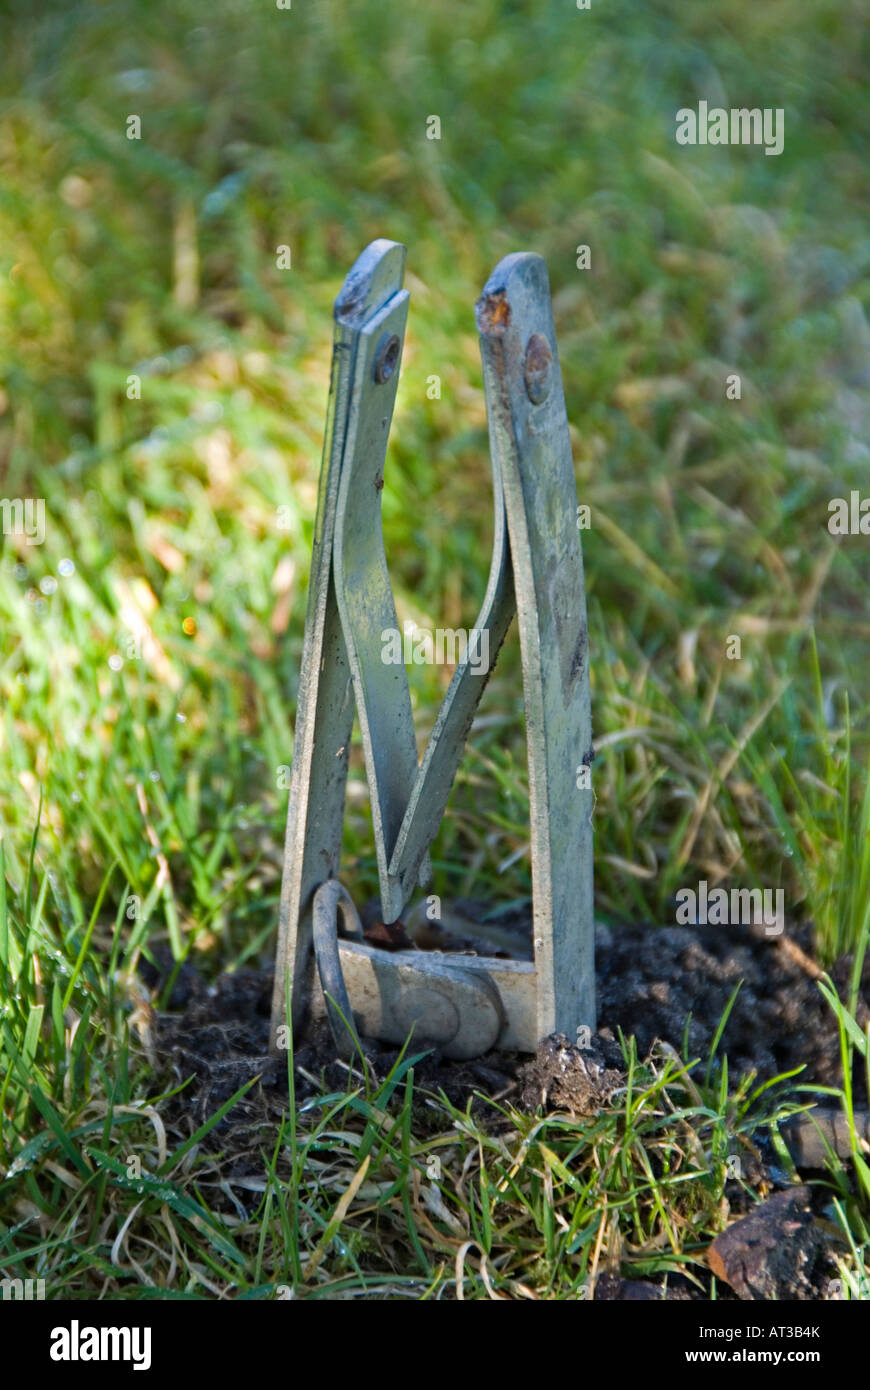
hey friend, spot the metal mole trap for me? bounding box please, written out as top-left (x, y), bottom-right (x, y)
top-left (270, 239), bottom-right (594, 1061)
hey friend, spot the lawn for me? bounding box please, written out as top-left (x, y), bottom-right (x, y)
top-left (1, 0), bottom-right (869, 1299)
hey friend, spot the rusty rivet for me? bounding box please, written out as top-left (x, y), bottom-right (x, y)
top-left (523, 332), bottom-right (553, 404)
top-left (374, 333), bottom-right (401, 384)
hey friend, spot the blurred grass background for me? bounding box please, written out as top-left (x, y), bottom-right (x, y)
top-left (2, 0), bottom-right (870, 970)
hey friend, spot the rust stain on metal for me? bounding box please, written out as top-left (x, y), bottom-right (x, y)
top-left (475, 289), bottom-right (511, 333)
top-left (524, 331), bottom-right (552, 374)
top-left (523, 331), bottom-right (553, 404)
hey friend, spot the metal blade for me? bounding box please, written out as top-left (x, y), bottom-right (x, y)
top-left (270, 239), bottom-right (408, 1041)
top-left (331, 273), bottom-right (421, 924)
top-left (476, 253), bottom-right (596, 1040)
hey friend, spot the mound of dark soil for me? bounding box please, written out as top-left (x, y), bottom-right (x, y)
top-left (595, 919), bottom-right (868, 1099)
top-left (149, 915), bottom-right (868, 1142)
top-left (146, 916), bottom-right (866, 1301)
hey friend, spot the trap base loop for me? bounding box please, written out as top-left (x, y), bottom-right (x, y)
top-left (310, 879), bottom-right (535, 1059)
top-left (271, 239), bottom-right (595, 1061)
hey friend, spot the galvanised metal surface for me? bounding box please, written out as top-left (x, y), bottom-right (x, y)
top-left (311, 878), bottom-right (507, 1060)
top-left (271, 239), bottom-right (595, 1058)
top-left (331, 279), bottom-right (425, 925)
top-left (477, 253), bottom-right (595, 1041)
top-left (269, 241), bottom-right (407, 1043)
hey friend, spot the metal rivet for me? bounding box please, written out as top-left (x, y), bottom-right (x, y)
top-left (523, 332), bottom-right (553, 404)
top-left (374, 333), bottom-right (401, 384)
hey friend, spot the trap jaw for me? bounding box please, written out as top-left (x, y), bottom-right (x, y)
top-left (270, 239), bottom-right (594, 1061)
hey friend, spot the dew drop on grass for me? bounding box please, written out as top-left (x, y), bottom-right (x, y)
top-left (58, 558), bottom-right (75, 577)
top-left (148, 770), bottom-right (160, 782)
top-left (108, 654), bottom-right (123, 672)
top-left (39, 576), bottom-right (57, 595)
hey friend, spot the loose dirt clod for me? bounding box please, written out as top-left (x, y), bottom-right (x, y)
top-left (517, 1033), bottom-right (625, 1115)
top-left (707, 1186), bottom-right (828, 1299)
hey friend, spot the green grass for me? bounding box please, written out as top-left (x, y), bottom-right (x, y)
top-left (0, 849), bottom-right (846, 1301)
top-left (2, 0), bottom-right (870, 1297)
